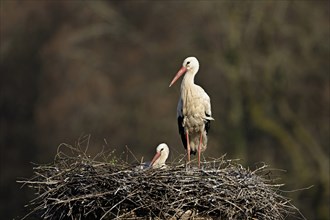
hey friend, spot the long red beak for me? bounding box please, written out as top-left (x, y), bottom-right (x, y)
top-left (150, 152), bottom-right (161, 167)
top-left (169, 66), bottom-right (187, 87)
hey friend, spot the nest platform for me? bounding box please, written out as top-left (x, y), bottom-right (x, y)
top-left (19, 142), bottom-right (301, 220)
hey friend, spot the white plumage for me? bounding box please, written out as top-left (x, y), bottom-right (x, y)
top-left (149, 143), bottom-right (170, 168)
top-left (170, 57), bottom-right (213, 168)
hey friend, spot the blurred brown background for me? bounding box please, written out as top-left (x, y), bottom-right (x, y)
top-left (1, 1), bottom-right (329, 219)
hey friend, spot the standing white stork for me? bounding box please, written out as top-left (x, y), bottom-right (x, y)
top-left (149, 143), bottom-right (170, 168)
top-left (169, 57), bottom-right (213, 168)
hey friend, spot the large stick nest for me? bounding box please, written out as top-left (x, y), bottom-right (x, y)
top-left (19, 138), bottom-right (301, 220)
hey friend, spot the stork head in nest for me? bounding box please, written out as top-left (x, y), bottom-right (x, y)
top-left (150, 143), bottom-right (169, 168)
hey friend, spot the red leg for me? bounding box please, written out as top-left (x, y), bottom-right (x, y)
top-left (186, 131), bottom-right (190, 163)
top-left (198, 131), bottom-right (203, 168)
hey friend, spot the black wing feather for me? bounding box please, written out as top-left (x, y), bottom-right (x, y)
top-left (205, 113), bottom-right (211, 134)
top-left (177, 116), bottom-right (187, 150)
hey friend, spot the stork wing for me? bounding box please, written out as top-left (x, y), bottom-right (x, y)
top-left (203, 95), bottom-right (213, 120)
top-left (177, 98), bottom-right (187, 150)
top-left (197, 86), bottom-right (213, 134)
top-left (176, 98), bottom-right (183, 118)
top-left (196, 86), bottom-right (213, 120)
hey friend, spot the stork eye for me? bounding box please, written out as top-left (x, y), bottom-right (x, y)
top-left (187, 61), bottom-right (190, 65)
top-left (160, 148), bottom-right (164, 151)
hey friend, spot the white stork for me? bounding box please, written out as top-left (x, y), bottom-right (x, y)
top-left (149, 143), bottom-right (170, 168)
top-left (169, 57), bottom-right (213, 168)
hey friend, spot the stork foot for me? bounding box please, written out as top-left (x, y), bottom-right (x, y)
top-left (185, 161), bottom-right (191, 171)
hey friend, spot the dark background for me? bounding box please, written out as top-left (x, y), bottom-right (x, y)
top-left (1, 1), bottom-right (329, 219)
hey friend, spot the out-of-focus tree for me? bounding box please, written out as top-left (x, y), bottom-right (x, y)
top-left (1, 1), bottom-right (328, 219)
